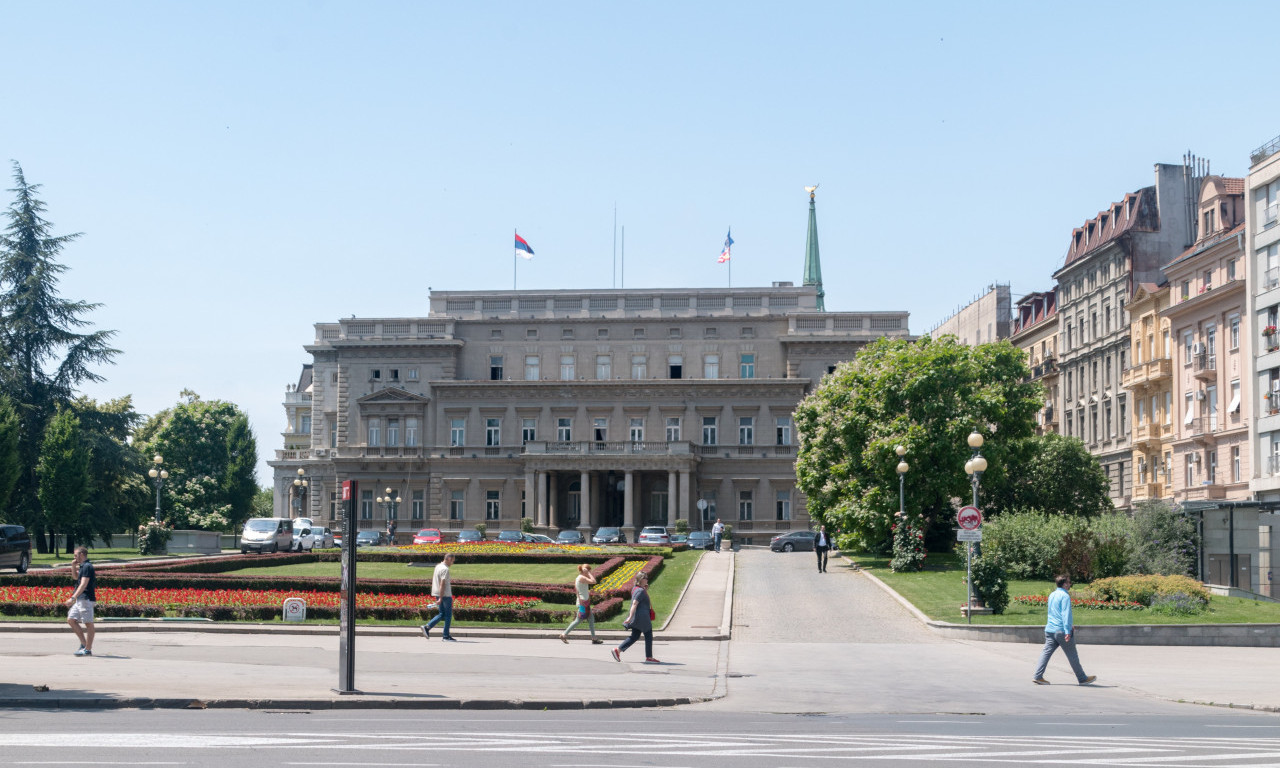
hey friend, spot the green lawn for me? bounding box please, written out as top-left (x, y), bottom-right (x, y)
top-left (29, 547), bottom-right (172, 567)
top-left (855, 552), bottom-right (1280, 626)
top-left (234, 560), bottom-right (583, 583)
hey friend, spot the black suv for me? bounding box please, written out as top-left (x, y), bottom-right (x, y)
top-left (592, 526), bottom-right (628, 544)
top-left (0, 524), bottom-right (32, 573)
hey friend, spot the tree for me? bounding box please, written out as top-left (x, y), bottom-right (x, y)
top-left (251, 487), bottom-right (273, 519)
top-left (36, 408), bottom-right (92, 555)
top-left (0, 394), bottom-right (20, 512)
top-left (992, 432), bottom-right (1112, 517)
top-left (135, 391), bottom-right (259, 531)
top-left (69, 396), bottom-right (152, 545)
top-left (0, 163), bottom-right (118, 551)
top-left (794, 336), bottom-right (1042, 554)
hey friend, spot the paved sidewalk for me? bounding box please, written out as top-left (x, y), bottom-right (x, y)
top-left (0, 549), bottom-right (734, 710)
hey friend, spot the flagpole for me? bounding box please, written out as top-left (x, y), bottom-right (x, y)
top-left (513, 228), bottom-right (517, 291)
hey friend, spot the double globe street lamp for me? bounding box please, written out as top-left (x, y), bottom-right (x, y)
top-left (377, 487), bottom-right (400, 540)
top-left (962, 432), bottom-right (989, 624)
top-left (292, 468), bottom-right (309, 516)
top-left (147, 454), bottom-right (169, 524)
top-left (895, 445), bottom-right (909, 519)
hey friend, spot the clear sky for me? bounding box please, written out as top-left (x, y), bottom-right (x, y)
top-left (3, 1), bottom-right (1278, 486)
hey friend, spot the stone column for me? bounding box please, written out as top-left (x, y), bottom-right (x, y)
top-left (524, 468), bottom-right (535, 522)
top-left (548, 472), bottom-right (559, 529)
top-left (678, 469), bottom-right (691, 526)
top-left (579, 470), bottom-right (590, 530)
top-left (623, 470), bottom-right (634, 529)
top-left (536, 470), bottom-right (547, 527)
top-left (667, 469), bottom-right (677, 526)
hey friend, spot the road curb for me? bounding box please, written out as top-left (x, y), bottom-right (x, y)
top-left (0, 695), bottom-right (709, 711)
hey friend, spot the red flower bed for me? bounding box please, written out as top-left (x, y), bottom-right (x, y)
top-left (1012, 594), bottom-right (1144, 611)
top-left (0, 585), bottom-right (538, 610)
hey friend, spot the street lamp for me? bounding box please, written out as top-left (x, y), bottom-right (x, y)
top-left (963, 431), bottom-right (988, 625)
top-left (895, 445), bottom-right (909, 519)
top-left (377, 487), bottom-right (400, 538)
top-left (147, 454), bottom-right (169, 523)
top-left (292, 468), bottom-right (309, 517)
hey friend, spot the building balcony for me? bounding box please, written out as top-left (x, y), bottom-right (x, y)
top-left (1182, 482), bottom-right (1227, 501)
top-left (284, 391), bottom-right (313, 404)
top-left (524, 440), bottom-right (695, 456)
top-left (1184, 416), bottom-right (1216, 444)
top-left (1122, 357), bottom-right (1172, 388)
top-left (1266, 391), bottom-right (1280, 416)
top-left (1030, 358), bottom-right (1058, 380)
top-left (1131, 482), bottom-right (1163, 501)
top-left (1263, 331), bottom-right (1280, 353)
top-left (1192, 353), bottom-right (1217, 381)
top-left (1133, 423), bottom-right (1163, 449)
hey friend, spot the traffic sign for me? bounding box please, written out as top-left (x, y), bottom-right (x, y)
top-left (957, 505), bottom-right (983, 530)
top-left (957, 529), bottom-right (983, 542)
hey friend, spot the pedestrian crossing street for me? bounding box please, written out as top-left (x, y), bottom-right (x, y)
top-left (5, 731), bottom-right (1280, 766)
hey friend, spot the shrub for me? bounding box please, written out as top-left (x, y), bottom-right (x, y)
top-left (890, 518), bottom-right (927, 572)
top-left (1149, 592), bottom-right (1208, 616)
top-left (1089, 514), bottom-right (1132, 579)
top-left (474, 523), bottom-right (487, 538)
top-left (981, 509), bottom-right (1076, 580)
top-left (1128, 501), bottom-right (1198, 577)
top-left (1090, 574), bottom-right (1210, 606)
top-left (967, 554), bottom-right (1009, 614)
top-left (674, 519), bottom-right (689, 534)
top-left (519, 517), bottom-right (533, 533)
top-left (1054, 527), bottom-right (1096, 583)
top-left (137, 521), bottom-right (173, 556)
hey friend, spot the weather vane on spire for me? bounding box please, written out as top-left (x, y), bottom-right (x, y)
top-left (805, 184), bottom-right (819, 201)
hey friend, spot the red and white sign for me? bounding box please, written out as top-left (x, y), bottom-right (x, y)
top-left (957, 505), bottom-right (983, 530)
top-left (342, 480), bottom-right (354, 501)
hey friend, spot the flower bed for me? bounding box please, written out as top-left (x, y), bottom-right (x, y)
top-left (1012, 594), bottom-right (1145, 611)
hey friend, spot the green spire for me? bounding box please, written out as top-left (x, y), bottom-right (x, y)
top-left (803, 186), bottom-right (825, 311)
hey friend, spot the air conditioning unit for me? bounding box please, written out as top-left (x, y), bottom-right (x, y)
top-left (312, 449), bottom-right (328, 458)
top-left (1192, 342), bottom-right (1205, 355)
top-left (1196, 390), bottom-right (1207, 400)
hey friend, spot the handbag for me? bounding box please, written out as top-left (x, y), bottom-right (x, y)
top-left (649, 607), bottom-right (656, 620)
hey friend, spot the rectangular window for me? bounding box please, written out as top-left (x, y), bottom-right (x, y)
top-left (738, 490), bottom-right (753, 521)
top-left (1165, 391), bottom-right (1172, 424)
top-left (1233, 446), bottom-right (1241, 483)
top-left (367, 418), bottom-right (381, 447)
top-left (490, 355), bottom-right (504, 381)
top-left (1184, 331), bottom-right (1193, 361)
top-left (412, 490), bottom-right (424, 521)
top-left (300, 414), bottom-right (311, 434)
top-left (557, 417), bottom-right (572, 441)
top-left (449, 490), bottom-right (464, 520)
top-left (405, 418), bottom-right (419, 447)
top-left (775, 490), bottom-right (791, 521)
top-left (361, 490), bottom-right (373, 520)
top-left (560, 354), bottom-right (575, 380)
top-left (485, 417), bottom-right (500, 446)
top-left (665, 416), bottom-right (681, 441)
top-left (593, 418), bottom-right (607, 441)
top-left (521, 418), bottom-right (536, 443)
top-left (776, 416), bottom-right (792, 445)
top-left (485, 490), bottom-right (500, 520)
top-left (450, 418), bottom-right (465, 447)
top-left (525, 355), bottom-right (540, 380)
top-left (702, 416), bottom-right (718, 445)
top-left (704, 354), bottom-right (720, 379)
top-left (330, 417), bottom-right (337, 448)
top-left (1230, 316), bottom-right (1240, 349)
top-left (386, 418), bottom-right (400, 447)
top-left (738, 416), bottom-right (754, 445)
top-left (407, 368), bottom-right (419, 380)
top-left (740, 353), bottom-right (755, 379)
top-left (1207, 451), bottom-right (1217, 484)
top-left (596, 355), bottom-right (611, 379)
top-left (629, 417), bottom-right (644, 442)
top-left (668, 355), bottom-right (683, 379)
top-left (631, 355), bottom-right (647, 379)
top-left (1186, 456), bottom-right (1194, 487)
top-left (633, 327), bottom-right (646, 339)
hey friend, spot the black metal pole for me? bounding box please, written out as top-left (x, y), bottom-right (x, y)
top-left (335, 480), bottom-right (358, 694)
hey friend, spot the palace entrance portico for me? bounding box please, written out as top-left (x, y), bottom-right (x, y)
top-left (522, 441), bottom-right (699, 533)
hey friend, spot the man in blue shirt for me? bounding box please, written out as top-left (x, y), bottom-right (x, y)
top-left (1033, 574), bottom-right (1096, 685)
top-left (64, 546), bottom-right (96, 657)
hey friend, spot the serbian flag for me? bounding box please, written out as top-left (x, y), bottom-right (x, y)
top-left (514, 232), bottom-right (535, 259)
top-left (718, 229), bottom-right (733, 263)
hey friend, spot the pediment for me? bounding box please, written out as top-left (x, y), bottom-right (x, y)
top-left (357, 387), bottom-right (431, 405)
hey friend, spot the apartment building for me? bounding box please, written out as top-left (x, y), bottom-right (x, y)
top-left (1249, 134), bottom-right (1280, 504)
top-left (1053, 163), bottom-right (1195, 507)
top-left (1123, 282), bottom-right (1173, 503)
top-left (1009, 290), bottom-right (1059, 435)
top-left (1161, 176), bottom-right (1249, 504)
top-left (928, 283), bottom-right (1011, 345)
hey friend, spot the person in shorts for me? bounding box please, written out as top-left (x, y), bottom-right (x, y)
top-left (64, 546), bottom-right (96, 656)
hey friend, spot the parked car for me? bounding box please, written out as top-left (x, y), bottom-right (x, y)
top-left (333, 532), bottom-right (343, 547)
top-left (770, 530), bottom-right (816, 552)
top-left (355, 530), bottom-right (388, 547)
top-left (556, 530), bottom-right (585, 545)
top-left (0, 524), bottom-right (32, 573)
top-left (241, 517), bottom-right (294, 554)
top-left (290, 518), bottom-right (316, 551)
top-left (687, 531), bottom-right (714, 550)
top-left (295, 526), bottom-right (334, 551)
top-left (638, 526), bottom-right (671, 545)
top-left (670, 533), bottom-right (689, 544)
top-left (592, 526), bottom-right (628, 544)
top-left (413, 528), bottom-right (443, 544)
top-left (522, 532), bottom-right (555, 543)
top-left (495, 530), bottom-right (524, 544)
top-left (457, 530), bottom-right (486, 542)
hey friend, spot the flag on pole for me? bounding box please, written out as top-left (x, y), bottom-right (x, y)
top-left (515, 232), bottom-right (535, 259)
top-left (718, 229), bottom-right (733, 263)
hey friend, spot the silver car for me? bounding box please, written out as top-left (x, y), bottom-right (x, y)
top-left (638, 526), bottom-right (671, 545)
top-left (297, 526), bottom-right (335, 550)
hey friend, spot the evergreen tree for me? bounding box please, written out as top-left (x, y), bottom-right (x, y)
top-left (222, 413), bottom-right (259, 533)
top-left (36, 407), bottom-right (92, 555)
top-left (70, 395), bottom-right (152, 544)
top-left (0, 163), bottom-right (118, 551)
top-left (0, 394), bottom-right (20, 511)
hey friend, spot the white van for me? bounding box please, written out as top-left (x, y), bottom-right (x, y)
top-left (240, 517), bottom-right (294, 554)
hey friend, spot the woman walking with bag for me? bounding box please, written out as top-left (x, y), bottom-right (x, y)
top-left (560, 563), bottom-right (603, 644)
top-left (611, 571), bottom-right (659, 663)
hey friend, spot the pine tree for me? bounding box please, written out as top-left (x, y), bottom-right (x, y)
top-left (36, 408), bottom-right (92, 556)
top-left (0, 162), bottom-right (118, 551)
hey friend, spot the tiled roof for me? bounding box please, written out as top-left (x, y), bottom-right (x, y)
top-left (1220, 177), bottom-right (1245, 195)
top-left (1165, 222), bottom-right (1246, 268)
top-left (1062, 186), bottom-right (1155, 268)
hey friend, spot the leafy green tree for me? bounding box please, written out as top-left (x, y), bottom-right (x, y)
top-left (251, 487), bottom-right (273, 518)
top-left (0, 163), bottom-right (117, 551)
top-left (794, 336), bottom-right (1041, 553)
top-left (991, 433), bottom-right (1113, 517)
top-left (135, 391), bottom-right (258, 530)
top-left (36, 408), bottom-right (92, 555)
top-left (0, 394), bottom-right (20, 512)
top-left (69, 396), bottom-right (151, 545)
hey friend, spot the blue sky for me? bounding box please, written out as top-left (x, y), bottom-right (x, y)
top-left (3, 1), bottom-right (1278, 485)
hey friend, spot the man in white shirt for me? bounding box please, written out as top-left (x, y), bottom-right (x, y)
top-left (711, 519), bottom-right (725, 552)
top-left (421, 553), bottom-right (457, 642)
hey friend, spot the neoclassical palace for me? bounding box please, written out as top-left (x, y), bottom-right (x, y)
top-left (270, 202), bottom-right (911, 542)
